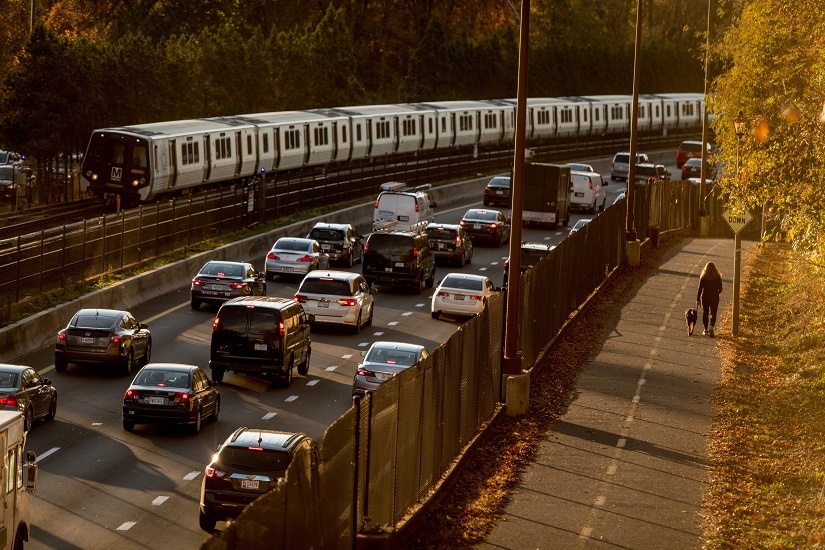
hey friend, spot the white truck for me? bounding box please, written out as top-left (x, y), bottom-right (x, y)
top-left (0, 411), bottom-right (37, 550)
top-left (372, 182), bottom-right (437, 232)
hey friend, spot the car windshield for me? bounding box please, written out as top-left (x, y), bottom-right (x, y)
top-left (201, 263), bottom-right (244, 277)
top-left (275, 240), bottom-right (310, 252)
top-left (135, 369), bottom-right (190, 388)
top-left (441, 276), bottom-right (483, 291)
top-left (365, 347), bottom-right (418, 366)
top-left (427, 228), bottom-right (457, 240)
top-left (218, 447), bottom-right (292, 472)
top-left (299, 279), bottom-right (352, 296)
top-left (308, 228), bottom-right (344, 241)
top-left (0, 372), bottom-right (19, 389)
top-left (465, 210), bottom-right (498, 222)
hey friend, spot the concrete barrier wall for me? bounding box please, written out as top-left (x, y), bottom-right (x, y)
top-left (0, 176), bottom-right (492, 364)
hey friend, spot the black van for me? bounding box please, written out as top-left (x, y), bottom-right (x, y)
top-left (362, 230), bottom-right (436, 294)
top-left (209, 297), bottom-right (312, 386)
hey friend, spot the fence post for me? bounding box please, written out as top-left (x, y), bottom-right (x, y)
top-left (15, 237), bottom-right (21, 304)
top-left (138, 205), bottom-right (143, 262)
top-left (121, 211), bottom-right (125, 268)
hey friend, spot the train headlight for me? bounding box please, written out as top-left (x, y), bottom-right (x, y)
top-left (91, 173), bottom-right (98, 181)
top-left (131, 179), bottom-right (140, 187)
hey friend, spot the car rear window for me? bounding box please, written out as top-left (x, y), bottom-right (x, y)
top-left (275, 240), bottom-right (310, 252)
top-left (217, 307), bottom-right (247, 334)
top-left (522, 250), bottom-right (549, 267)
top-left (74, 314), bottom-right (117, 328)
top-left (308, 228), bottom-right (344, 241)
top-left (442, 276), bottom-right (483, 291)
top-left (680, 142), bottom-right (703, 152)
top-left (614, 154), bottom-right (630, 163)
top-left (218, 447), bottom-right (292, 472)
top-left (201, 262), bottom-right (243, 277)
top-left (366, 233), bottom-right (409, 255)
top-left (487, 177), bottom-right (510, 188)
top-left (249, 309), bottom-right (282, 339)
top-left (427, 228), bottom-right (457, 240)
top-left (299, 279), bottom-right (352, 296)
top-left (465, 210), bottom-right (497, 222)
top-left (0, 372), bottom-right (19, 389)
top-left (365, 347), bottom-right (418, 366)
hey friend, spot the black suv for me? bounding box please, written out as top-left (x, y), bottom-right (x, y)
top-left (209, 297), bottom-right (313, 386)
top-left (362, 230), bottom-right (436, 294)
top-left (425, 223), bottom-right (473, 267)
top-left (199, 427), bottom-right (315, 531)
top-left (306, 222), bottom-right (364, 268)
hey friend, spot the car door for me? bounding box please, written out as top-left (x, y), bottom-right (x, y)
top-left (355, 277), bottom-right (371, 318)
top-left (193, 369), bottom-right (216, 417)
top-left (125, 314), bottom-right (147, 359)
top-left (23, 369), bottom-right (48, 418)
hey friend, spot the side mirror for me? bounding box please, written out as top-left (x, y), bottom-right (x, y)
top-left (430, 200), bottom-right (438, 208)
top-left (43, 378), bottom-right (52, 386)
top-left (140, 323), bottom-right (149, 330)
top-left (370, 288), bottom-right (378, 295)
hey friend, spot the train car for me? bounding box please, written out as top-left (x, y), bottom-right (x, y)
top-left (332, 104), bottom-right (424, 158)
top-left (655, 93), bottom-right (704, 131)
top-left (478, 99), bottom-right (516, 146)
top-left (578, 95), bottom-right (633, 136)
top-left (416, 101), bottom-right (488, 149)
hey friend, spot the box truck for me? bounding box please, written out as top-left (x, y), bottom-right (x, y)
top-left (522, 163), bottom-right (571, 228)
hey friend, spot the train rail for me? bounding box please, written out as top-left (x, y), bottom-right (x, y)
top-left (0, 198), bottom-right (112, 241)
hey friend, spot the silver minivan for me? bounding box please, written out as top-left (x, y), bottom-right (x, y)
top-left (610, 152), bottom-right (649, 181)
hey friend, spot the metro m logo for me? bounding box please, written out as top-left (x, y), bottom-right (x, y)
top-left (111, 166), bottom-right (122, 182)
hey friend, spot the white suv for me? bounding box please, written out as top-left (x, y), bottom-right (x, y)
top-left (294, 270), bottom-right (376, 334)
top-left (610, 152), bottom-right (649, 181)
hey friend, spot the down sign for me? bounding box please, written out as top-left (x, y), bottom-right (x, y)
top-left (723, 208), bottom-right (753, 234)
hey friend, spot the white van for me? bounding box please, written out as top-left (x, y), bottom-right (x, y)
top-left (372, 182), bottom-right (437, 232)
top-left (570, 170), bottom-right (608, 213)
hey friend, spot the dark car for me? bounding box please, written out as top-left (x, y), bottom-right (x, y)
top-left (460, 208), bottom-right (511, 247)
top-left (199, 427), bottom-right (315, 531)
top-left (55, 309), bottom-right (152, 376)
top-left (676, 140), bottom-right (709, 168)
top-left (190, 260), bottom-right (267, 310)
top-left (306, 222), bottom-right (364, 267)
top-left (0, 364), bottom-right (57, 431)
top-left (122, 363), bottom-right (219, 434)
top-left (209, 297), bottom-right (313, 386)
top-left (362, 230), bottom-right (436, 294)
top-left (503, 242), bottom-right (556, 284)
top-left (483, 176), bottom-right (511, 207)
top-left (634, 163), bottom-right (671, 184)
top-left (681, 157), bottom-right (702, 180)
top-left (425, 223), bottom-right (473, 267)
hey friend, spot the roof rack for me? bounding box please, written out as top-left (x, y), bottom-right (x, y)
top-left (379, 181), bottom-right (406, 192)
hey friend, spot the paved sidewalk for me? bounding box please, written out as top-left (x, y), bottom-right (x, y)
top-left (479, 237), bottom-right (753, 550)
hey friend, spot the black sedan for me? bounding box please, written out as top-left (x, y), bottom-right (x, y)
top-left (122, 363), bottom-right (219, 434)
top-left (459, 208), bottom-right (511, 247)
top-left (190, 260), bottom-right (266, 310)
top-left (681, 157), bottom-right (702, 180)
top-left (55, 309), bottom-right (152, 376)
top-left (0, 364), bottom-right (57, 431)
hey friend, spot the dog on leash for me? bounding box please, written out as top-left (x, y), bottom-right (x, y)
top-left (685, 308), bottom-right (698, 336)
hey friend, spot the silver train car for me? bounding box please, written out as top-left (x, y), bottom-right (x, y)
top-left (80, 93), bottom-right (704, 206)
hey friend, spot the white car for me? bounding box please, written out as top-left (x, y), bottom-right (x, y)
top-left (294, 270), bottom-right (376, 334)
top-left (265, 237), bottom-right (329, 279)
top-left (569, 218), bottom-right (592, 236)
top-left (431, 273), bottom-right (499, 320)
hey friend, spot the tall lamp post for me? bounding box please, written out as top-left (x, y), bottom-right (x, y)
top-left (732, 111), bottom-right (747, 336)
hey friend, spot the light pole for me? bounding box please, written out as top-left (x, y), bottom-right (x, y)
top-left (732, 111), bottom-right (747, 336)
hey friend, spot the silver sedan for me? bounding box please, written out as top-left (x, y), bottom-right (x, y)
top-left (264, 237), bottom-right (329, 279)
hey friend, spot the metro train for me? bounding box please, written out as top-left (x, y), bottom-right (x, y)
top-left (79, 92), bottom-right (704, 206)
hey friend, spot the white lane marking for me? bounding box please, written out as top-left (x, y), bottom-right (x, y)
top-left (92, 422), bottom-right (102, 426)
top-left (262, 412), bottom-right (277, 420)
top-left (490, 261), bottom-right (499, 265)
top-left (117, 522), bottom-right (136, 531)
top-left (306, 380), bottom-right (319, 387)
top-left (358, 342), bottom-right (369, 347)
top-left (374, 331), bottom-right (384, 336)
top-left (415, 303), bottom-right (425, 308)
top-left (594, 496), bottom-right (606, 506)
top-left (342, 354), bottom-right (353, 359)
top-left (325, 366), bottom-right (338, 372)
top-left (579, 527), bottom-right (593, 539)
top-left (151, 496), bottom-right (169, 506)
top-left (35, 447), bottom-right (60, 463)
top-left (144, 301), bottom-right (191, 324)
top-left (616, 438), bottom-right (627, 448)
top-left (478, 267), bottom-right (487, 271)
top-left (285, 395), bottom-right (298, 402)
top-left (402, 312), bottom-right (413, 316)
top-left (184, 471), bottom-right (200, 481)
top-left (388, 321), bottom-right (399, 326)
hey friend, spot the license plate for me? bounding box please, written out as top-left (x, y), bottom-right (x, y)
top-left (496, 190), bottom-right (504, 195)
top-left (321, 244), bottom-right (330, 249)
top-left (254, 343), bottom-right (267, 351)
top-left (454, 294), bottom-right (465, 300)
top-left (318, 301), bottom-right (329, 308)
top-left (81, 337), bottom-right (94, 344)
top-left (281, 266), bottom-right (293, 272)
top-left (241, 479), bottom-right (260, 490)
top-left (575, 192), bottom-right (584, 197)
top-left (395, 262), bottom-right (405, 267)
top-left (473, 224), bottom-right (481, 229)
top-left (376, 372), bottom-right (392, 381)
top-left (148, 396), bottom-right (164, 405)
top-left (385, 267), bottom-right (393, 272)
top-left (211, 284), bottom-right (222, 290)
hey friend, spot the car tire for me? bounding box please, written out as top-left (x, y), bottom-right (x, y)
top-left (23, 407), bottom-right (32, 432)
top-left (13, 527), bottom-right (24, 550)
top-left (191, 409), bottom-right (202, 435)
top-left (365, 305), bottom-right (373, 327)
top-left (467, 248), bottom-right (473, 264)
top-left (281, 358), bottom-right (294, 388)
top-left (431, 311), bottom-right (440, 320)
top-left (347, 251), bottom-right (354, 268)
top-left (122, 350), bottom-right (134, 376)
top-left (212, 368), bottom-right (224, 384)
top-left (412, 274), bottom-right (424, 295)
top-left (425, 269), bottom-right (435, 289)
top-left (357, 246), bottom-right (363, 264)
top-left (199, 512), bottom-right (217, 532)
top-left (352, 313), bottom-right (362, 335)
top-left (123, 418), bottom-right (135, 432)
top-left (190, 299), bottom-right (201, 310)
top-left (45, 397), bottom-right (56, 421)
top-left (298, 347), bottom-right (310, 376)
top-left (591, 200), bottom-right (597, 214)
top-left (210, 398), bottom-right (220, 422)
top-left (55, 357), bottom-right (68, 373)
top-left (140, 339), bottom-right (152, 366)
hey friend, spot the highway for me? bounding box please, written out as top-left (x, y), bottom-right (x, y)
top-left (17, 157), bottom-right (664, 549)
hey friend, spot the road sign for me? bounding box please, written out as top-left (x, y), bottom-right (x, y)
top-left (723, 208), bottom-right (753, 234)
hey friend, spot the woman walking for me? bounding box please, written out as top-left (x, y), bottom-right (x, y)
top-left (696, 262), bottom-right (723, 336)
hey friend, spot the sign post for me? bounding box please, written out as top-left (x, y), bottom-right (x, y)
top-left (723, 208), bottom-right (753, 335)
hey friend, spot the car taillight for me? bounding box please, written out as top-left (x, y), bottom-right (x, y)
top-left (455, 235), bottom-right (461, 244)
top-left (124, 389), bottom-right (139, 400)
top-left (374, 198), bottom-right (380, 209)
top-left (294, 294), bottom-right (308, 303)
top-left (212, 317), bottom-right (221, 331)
top-left (110, 334), bottom-right (122, 344)
top-left (267, 252), bottom-right (279, 260)
top-left (437, 291), bottom-right (449, 297)
top-left (205, 465), bottom-right (228, 479)
top-left (459, 220), bottom-right (466, 226)
top-left (0, 395), bottom-right (18, 407)
top-left (228, 282), bottom-right (245, 289)
top-left (192, 279), bottom-right (206, 287)
top-left (471, 295), bottom-right (484, 301)
top-left (415, 202), bottom-right (420, 212)
top-left (364, 242), bottom-right (370, 253)
top-left (490, 223), bottom-right (498, 229)
top-left (589, 181), bottom-right (593, 190)
top-left (57, 329), bottom-right (66, 341)
top-left (297, 255), bottom-right (313, 263)
top-left (279, 321), bottom-right (285, 336)
top-left (412, 246), bottom-right (418, 258)
top-left (172, 392), bottom-right (190, 404)
top-left (357, 366), bottom-right (376, 377)
top-left (338, 298), bottom-right (357, 306)
top-left (484, 188), bottom-right (491, 195)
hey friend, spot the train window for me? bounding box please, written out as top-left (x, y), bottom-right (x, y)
top-left (247, 135), bottom-right (252, 155)
top-left (313, 126), bottom-right (329, 146)
top-left (428, 118), bottom-right (433, 134)
top-left (402, 119), bottom-right (416, 136)
top-left (560, 109), bottom-right (572, 124)
top-left (441, 117), bottom-right (446, 133)
top-left (610, 105), bottom-right (623, 120)
top-left (181, 142), bottom-right (199, 165)
top-left (655, 105), bottom-right (660, 117)
top-left (356, 124), bottom-right (362, 142)
top-left (484, 113), bottom-right (497, 129)
top-left (132, 145), bottom-right (148, 168)
top-left (375, 121), bottom-right (390, 140)
top-left (459, 114), bottom-right (473, 132)
top-left (342, 125), bottom-right (347, 143)
top-left (583, 110), bottom-right (588, 122)
top-left (284, 129), bottom-right (300, 150)
top-left (638, 105), bottom-right (645, 118)
top-left (666, 105), bottom-right (672, 117)
top-left (595, 110), bottom-right (600, 122)
top-left (537, 110), bottom-right (550, 126)
top-left (113, 143), bottom-right (126, 165)
top-left (263, 133), bottom-right (269, 153)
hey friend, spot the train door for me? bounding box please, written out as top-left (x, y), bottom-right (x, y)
top-left (168, 140), bottom-right (178, 188)
top-left (393, 118), bottom-right (400, 153)
top-left (331, 121), bottom-right (339, 160)
top-left (202, 135), bottom-right (211, 181)
top-left (234, 131), bottom-right (242, 176)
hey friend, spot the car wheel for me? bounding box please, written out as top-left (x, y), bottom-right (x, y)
top-left (591, 200), bottom-right (597, 214)
top-left (212, 368), bottom-right (224, 384)
top-left (260, 283), bottom-right (267, 296)
top-left (425, 268), bottom-right (435, 289)
top-left (199, 512), bottom-right (217, 532)
top-left (45, 396), bottom-right (56, 421)
top-left (347, 251), bottom-right (354, 268)
top-left (467, 248), bottom-right (473, 264)
top-left (122, 349), bottom-right (135, 376)
top-left (23, 407), bottom-right (33, 432)
top-left (191, 408), bottom-right (202, 435)
top-left (140, 339), bottom-right (152, 366)
top-left (364, 305), bottom-right (374, 327)
top-left (412, 274), bottom-right (424, 295)
top-left (431, 311), bottom-right (440, 320)
top-left (123, 418), bottom-right (135, 432)
top-left (600, 198), bottom-right (606, 212)
top-left (357, 246), bottom-right (363, 264)
top-left (13, 527), bottom-right (24, 550)
top-left (282, 358), bottom-right (294, 388)
top-left (55, 357), bottom-right (68, 373)
top-left (190, 299), bottom-right (201, 310)
top-left (298, 347), bottom-right (310, 376)
top-left (352, 313), bottom-right (362, 334)
top-left (210, 398), bottom-right (220, 422)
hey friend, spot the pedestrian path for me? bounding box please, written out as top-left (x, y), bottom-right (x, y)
top-left (479, 237), bottom-right (752, 550)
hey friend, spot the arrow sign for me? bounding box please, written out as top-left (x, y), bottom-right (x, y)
top-left (723, 208), bottom-right (753, 234)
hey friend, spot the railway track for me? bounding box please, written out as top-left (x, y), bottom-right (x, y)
top-left (0, 198), bottom-right (111, 241)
